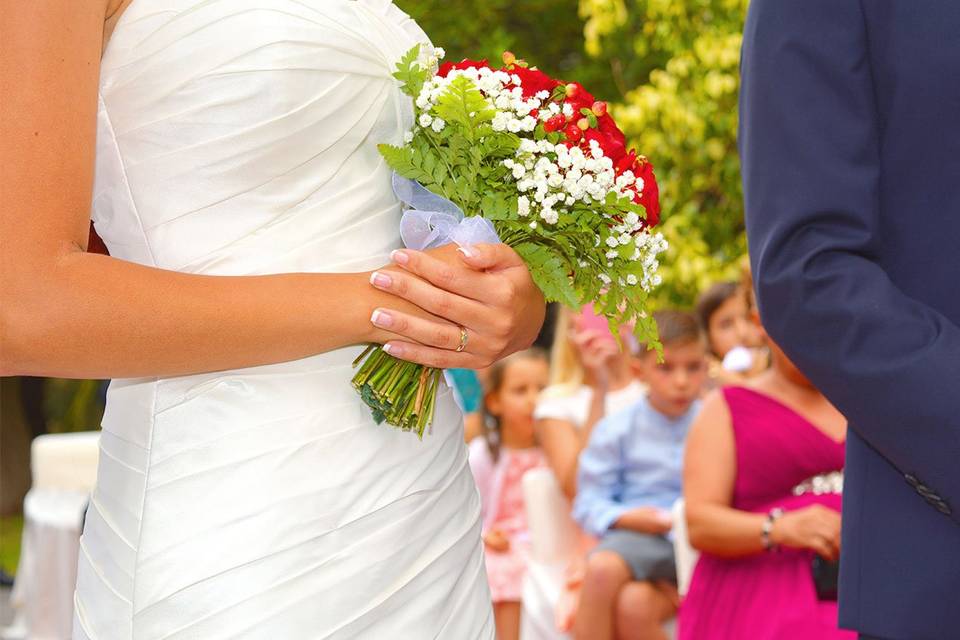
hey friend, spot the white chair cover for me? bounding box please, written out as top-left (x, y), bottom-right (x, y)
top-left (5, 431), bottom-right (100, 640)
top-left (671, 498), bottom-right (700, 597)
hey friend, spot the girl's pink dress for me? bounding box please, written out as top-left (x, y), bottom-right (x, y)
top-left (468, 439), bottom-right (545, 603)
top-left (679, 386), bottom-right (856, 640)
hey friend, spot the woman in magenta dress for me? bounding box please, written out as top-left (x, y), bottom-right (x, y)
top-left (679, 321), bottom-right (855, 639)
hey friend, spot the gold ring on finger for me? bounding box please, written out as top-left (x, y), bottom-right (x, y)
top-left (455, 325), bottom-right (468, 352)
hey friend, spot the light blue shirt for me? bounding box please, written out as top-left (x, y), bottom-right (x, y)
top-left (573, 395), bottom-right (701, 537)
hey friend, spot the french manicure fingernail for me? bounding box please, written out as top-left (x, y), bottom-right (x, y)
top-left (457, 246), bottom-right (474, 258)
top-left (390, 249), bottom-right (409, 265)
top-left (370, 271), bottom-right (392, 288)
top-left (383, 343), bottom-right (403, 356)
top-left (370, 309), bottom-right (393, 328)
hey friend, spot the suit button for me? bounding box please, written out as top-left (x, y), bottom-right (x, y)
top-left (935, 501), bottom-right (953, 516)
top-left (916, 484), bottom-right (936, 499)
top-left (904, 473), bottom-right (919, 487)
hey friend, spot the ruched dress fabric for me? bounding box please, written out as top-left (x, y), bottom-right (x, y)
top-left (73, 1), bottom-right (494, 638)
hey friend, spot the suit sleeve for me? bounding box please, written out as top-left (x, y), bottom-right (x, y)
top-left (740, 0), bottom-right (960, 521)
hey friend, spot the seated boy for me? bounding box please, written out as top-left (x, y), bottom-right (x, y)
top-left (572, 310), bottom-right (707, 640)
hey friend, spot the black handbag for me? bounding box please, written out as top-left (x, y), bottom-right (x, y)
top-left (811, 554), bottom-right (839, 601)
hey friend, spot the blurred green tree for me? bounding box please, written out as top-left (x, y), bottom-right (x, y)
top-left (579, 0), bottom-right (749, 306)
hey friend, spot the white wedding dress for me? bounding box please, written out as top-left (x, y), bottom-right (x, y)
top-left (74, 1), bottom-right (494, 638)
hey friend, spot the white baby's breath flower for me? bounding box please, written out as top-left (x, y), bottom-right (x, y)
top-left (605, 236), bottom-right (619, 248)
top-left (517, 195), bottom-right (530, 217)
top-left (431, 118), bottom-right (446, 133)
top-left (598, 273), bottom-right (612, 285)
top-left (403, 131), bottom-right (414, 144)
top-left (418, 113), bottom-right (433, 128)
top-left (626, 274), bottom-right (638, 286)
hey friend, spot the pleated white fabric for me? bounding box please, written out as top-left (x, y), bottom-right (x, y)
top-left (74, 1), bottom-right (494, 638)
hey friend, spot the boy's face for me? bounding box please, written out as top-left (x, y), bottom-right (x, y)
top-left (644, 339), bottom-right (708, 418)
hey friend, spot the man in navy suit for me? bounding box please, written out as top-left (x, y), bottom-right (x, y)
top-left (739, 2), bottom-right (960, 638)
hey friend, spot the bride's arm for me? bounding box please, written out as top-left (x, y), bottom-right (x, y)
top-left (1, 2), bottom-right (545, 378)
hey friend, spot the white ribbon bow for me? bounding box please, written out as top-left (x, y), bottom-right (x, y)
top-left (393, 173), bottom-right (501, 251)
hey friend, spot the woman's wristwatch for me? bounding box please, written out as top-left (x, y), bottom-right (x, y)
top-left (761, 507), bottom-right (785, 552)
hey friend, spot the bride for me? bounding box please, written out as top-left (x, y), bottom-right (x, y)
top-left (1, 0), bottom-right (545, 637)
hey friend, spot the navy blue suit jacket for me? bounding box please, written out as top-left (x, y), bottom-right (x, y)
top-left (740, 2), bottom-right (960, 638)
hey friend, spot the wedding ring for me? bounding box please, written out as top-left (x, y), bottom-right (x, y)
top-left (455, 325), bottom-right (468, 352)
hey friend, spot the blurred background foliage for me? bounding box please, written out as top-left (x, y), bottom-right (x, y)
top-left (399, 0), bottom-right (749, 306)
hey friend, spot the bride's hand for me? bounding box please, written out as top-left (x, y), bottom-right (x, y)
top-left (367, 243), bottom-right (545, 368)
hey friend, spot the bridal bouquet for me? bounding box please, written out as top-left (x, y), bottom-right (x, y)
top-left (353, 47), bottom-right (667, 437)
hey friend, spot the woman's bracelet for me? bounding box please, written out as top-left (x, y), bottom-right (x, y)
top-left (761, 507), bottom-right (785, 552)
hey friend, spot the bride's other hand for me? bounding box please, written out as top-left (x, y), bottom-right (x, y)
top-left (367, 243), bottom-right (545, 368)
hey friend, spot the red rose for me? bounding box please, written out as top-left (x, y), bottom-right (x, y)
top-left (633, 158), bottom-right (661, 228)
top-left (582, 129), bottom-right (623, 162)
top-left (615, 149), bottom-right (638, 175)
top-left (437, 59), bottom-right (490, 77)
top-left (583, 114), bottom-right (627, 162)
top-left (507, 66), bottom-right (561, 98)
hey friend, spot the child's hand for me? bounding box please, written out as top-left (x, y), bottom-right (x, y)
top-left (483, 529), bottom-right (511, 553)
top-left (614, 507), bottom-right (673, 535)
top-left (572, 329), bottom-right (619, 387)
